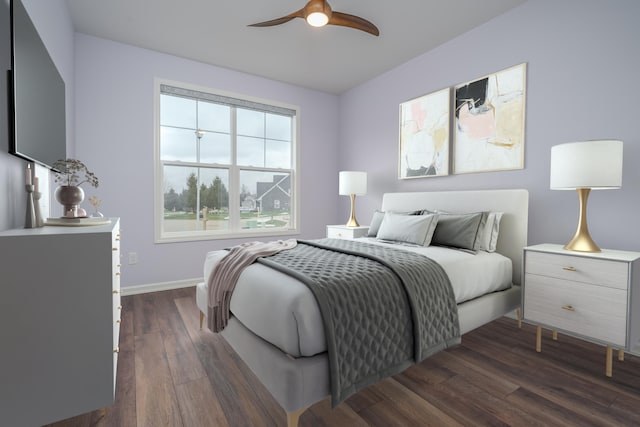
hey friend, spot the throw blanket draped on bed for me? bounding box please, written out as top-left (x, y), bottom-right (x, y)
top-left (258, 238), bottom-right (461, 405)
top-left (207, 239), bottom-right (297, 332)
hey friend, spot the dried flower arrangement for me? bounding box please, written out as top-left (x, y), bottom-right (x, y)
top-left (52, 159), bottom-right (99, 188)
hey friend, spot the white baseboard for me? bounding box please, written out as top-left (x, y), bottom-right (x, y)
top-left (120, 277), bottom-right (200, 296)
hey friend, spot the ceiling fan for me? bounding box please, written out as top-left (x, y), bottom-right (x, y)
top-left (248, 0), bottom-right (380, 36)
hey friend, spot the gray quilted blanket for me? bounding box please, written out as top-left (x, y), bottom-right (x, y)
top-left (257, 238), bottom-right (460, 405)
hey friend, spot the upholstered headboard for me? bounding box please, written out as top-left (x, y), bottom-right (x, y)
top-left (381, 189), bottom-right (529, 285)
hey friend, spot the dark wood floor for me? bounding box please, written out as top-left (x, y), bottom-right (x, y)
top-left (47, 287), bottom-right (640, 427)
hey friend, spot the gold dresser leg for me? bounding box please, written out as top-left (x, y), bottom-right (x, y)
top-left (618, 349), bottom-right (625, 361)
top-left (199, 311), bottom-right (204, 330)
top-left (552, 330), bottom-right (558, 341)
top-left (516, 308), bottom-right (522, 328)
top-left (606, 346), bottom-right (613, 377)
top-left (536, 326), bottom-right (542, 353)
top-left (287, 406), bottom-right (308, 427)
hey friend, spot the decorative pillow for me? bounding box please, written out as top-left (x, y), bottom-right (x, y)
top-left (432, 212), bottom-right (485, 251)
top-left (367, 209), bottom-right (415, 237)
top-left (478, 212), bottom-right (503, 252)
top-left (376, 212), bottom-right (439, 246)
top-left (368, 210), bottom-right (386, 237)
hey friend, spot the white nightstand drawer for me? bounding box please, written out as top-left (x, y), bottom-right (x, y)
top-left (326, 225), bottom-right (369, 239)
top-left (526, 251), bottom-right (628, 290)
top-left (525, 274), bottom-right (628, 346)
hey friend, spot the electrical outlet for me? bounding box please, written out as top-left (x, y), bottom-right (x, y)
top-left (128, 252), bottom-right (138, 265)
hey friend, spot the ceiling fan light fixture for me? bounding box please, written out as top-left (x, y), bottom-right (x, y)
top-left (247, 0), bottom-right (379, 36)
top-left (306, 11), bottom-right (329, 27)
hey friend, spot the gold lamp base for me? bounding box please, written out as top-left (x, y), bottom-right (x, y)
top-left (564, 188), bottom-right (601, 253)
top-left (345, 194), bottom-right (360, 227)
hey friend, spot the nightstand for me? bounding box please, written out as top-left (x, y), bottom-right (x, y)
top-left (523, 244), bottom-right (640, 377)
top-left (326, 224), bottom-right (369, 239)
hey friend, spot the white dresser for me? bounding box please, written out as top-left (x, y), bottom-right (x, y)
top-left (523, 243), bottom-right (640, 376)
top-left (0, 219), bottom-right (121, 426)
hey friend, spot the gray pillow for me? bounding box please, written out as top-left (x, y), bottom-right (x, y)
top-left (432, 212), bottom-right (485, 250)
top-left (376, 212), bottom-right (439, 246)
top-left (368, 210), bottom-right (385, 237)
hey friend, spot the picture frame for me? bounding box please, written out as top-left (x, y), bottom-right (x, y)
top-left (398, 87), bottom-right (450, 179)
top-left (453, 63), bottom-right (527, 174)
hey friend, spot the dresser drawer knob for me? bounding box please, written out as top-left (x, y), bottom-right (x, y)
top-left (113, 347), bottom-right (119, 353)
top-left (112, 247), bottom-right (118, 251)
top-left (562, 266), bottom-right (577, 271)
top-left (561, 305), bottom-right (575, 311)
top-left (113, 289), bottom-right (120, 294)
top-left (116, 319), bottom-right (121, 324)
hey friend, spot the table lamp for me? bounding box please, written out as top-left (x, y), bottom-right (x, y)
top-left (550, 140), bottom-right (623, 252)
top-left (339, 171), bottom-right (367, 227)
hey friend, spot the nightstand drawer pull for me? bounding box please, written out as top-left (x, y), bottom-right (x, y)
top-left (562, 266), bottom-right (577, 271)
top-left (561, 305), bottom-right (576, 311)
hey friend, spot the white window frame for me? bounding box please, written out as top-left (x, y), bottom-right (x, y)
top-left (153, 79), bottom-right (301, 243)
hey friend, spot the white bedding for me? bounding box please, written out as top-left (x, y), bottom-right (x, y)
top-left (197, 238), bottom-right (512, 357)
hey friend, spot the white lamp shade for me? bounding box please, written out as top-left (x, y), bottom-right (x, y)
top-left (339, 171), bottom-right (367, 195)
top-left (550, 140), bottom-right (623, 190)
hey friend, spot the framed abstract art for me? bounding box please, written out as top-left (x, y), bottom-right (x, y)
top-left (398, 87), bottom-right (450, 179)
top-left (453, 63), bottom-right (527, 174)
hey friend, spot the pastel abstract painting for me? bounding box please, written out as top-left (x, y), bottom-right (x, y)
top-left (454, 63), bottom-right (526, 174)
top-left (399, 87), bottom-right (450, 179)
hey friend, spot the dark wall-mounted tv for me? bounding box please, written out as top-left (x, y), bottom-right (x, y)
top-left (8, 0), bottom-right (66, 169)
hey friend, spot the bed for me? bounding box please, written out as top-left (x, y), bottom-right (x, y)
top-left (196, 189), bottom-right (528, 427)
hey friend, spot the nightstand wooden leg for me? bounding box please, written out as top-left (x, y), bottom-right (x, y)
top-left (606, 346), bottom-right (613, 377)
top-left (199, 311), bottom-right (204, 330)
top-left (618, 349), bottom-right (624, 362)
top-left (536, 326), bottom-right (542, 352)
top-left (552, 330), bottom-right (558, 341)
top-left (516, 308), bottom-right (522, 328)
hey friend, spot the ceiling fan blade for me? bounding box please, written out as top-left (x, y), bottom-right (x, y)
top-left (328, 11), bottom-right (379, 36)
top-left (248, 9), bottom-right (305, 28)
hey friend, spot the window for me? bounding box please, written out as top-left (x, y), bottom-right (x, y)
top-left (154, 81), bottom-right (299, 242)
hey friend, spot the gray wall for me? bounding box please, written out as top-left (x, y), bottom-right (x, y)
top-left (3, 0), bottom-right (639, 287)
top-left (338, 0), bottom-right (640, 252)
top-left (74, 34), bottom-right (340, 287)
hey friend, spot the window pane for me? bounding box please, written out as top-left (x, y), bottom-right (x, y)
top-left (161, 94), bottom-right (196, 129)
top-left (237, 108), bottom-right (264, 138)
top-left (162, 165), bottom-right (229, 232)
top-left (266, 113), bottom-right (291, 141)
top-left (240, 170), bottom-right (291, 230)
top-left (200, 132), bottom-right (231, 164)
top-left (265, 139), bottom-right (291, 169)
top-left (198, 101), bottom-right (230, 133)
top-left (237, 136), bottom-right (264, 167)
top-left (199, 168), bottom-right (230, 232)
top-left (160, 126), bottom-right (197, 162)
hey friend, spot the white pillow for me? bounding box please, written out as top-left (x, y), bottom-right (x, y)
top-left (376, 212), bottom-right (439, 246)
top-left (478, 212), bottom-right (503, 252)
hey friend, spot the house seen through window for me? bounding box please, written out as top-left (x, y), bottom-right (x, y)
top-left (155, 82), bottom-right (299, 242)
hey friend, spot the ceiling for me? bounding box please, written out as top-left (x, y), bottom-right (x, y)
top-left (65, 0), bottom-right (526, 94)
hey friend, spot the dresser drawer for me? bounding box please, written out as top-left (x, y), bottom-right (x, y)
top-left (524, 274), bottom-right (628, 346)
top-left (526, 251), bottom-right (628, 290)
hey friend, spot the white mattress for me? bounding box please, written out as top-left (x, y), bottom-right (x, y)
top-left (196, 239), bottom-right (512, 357)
